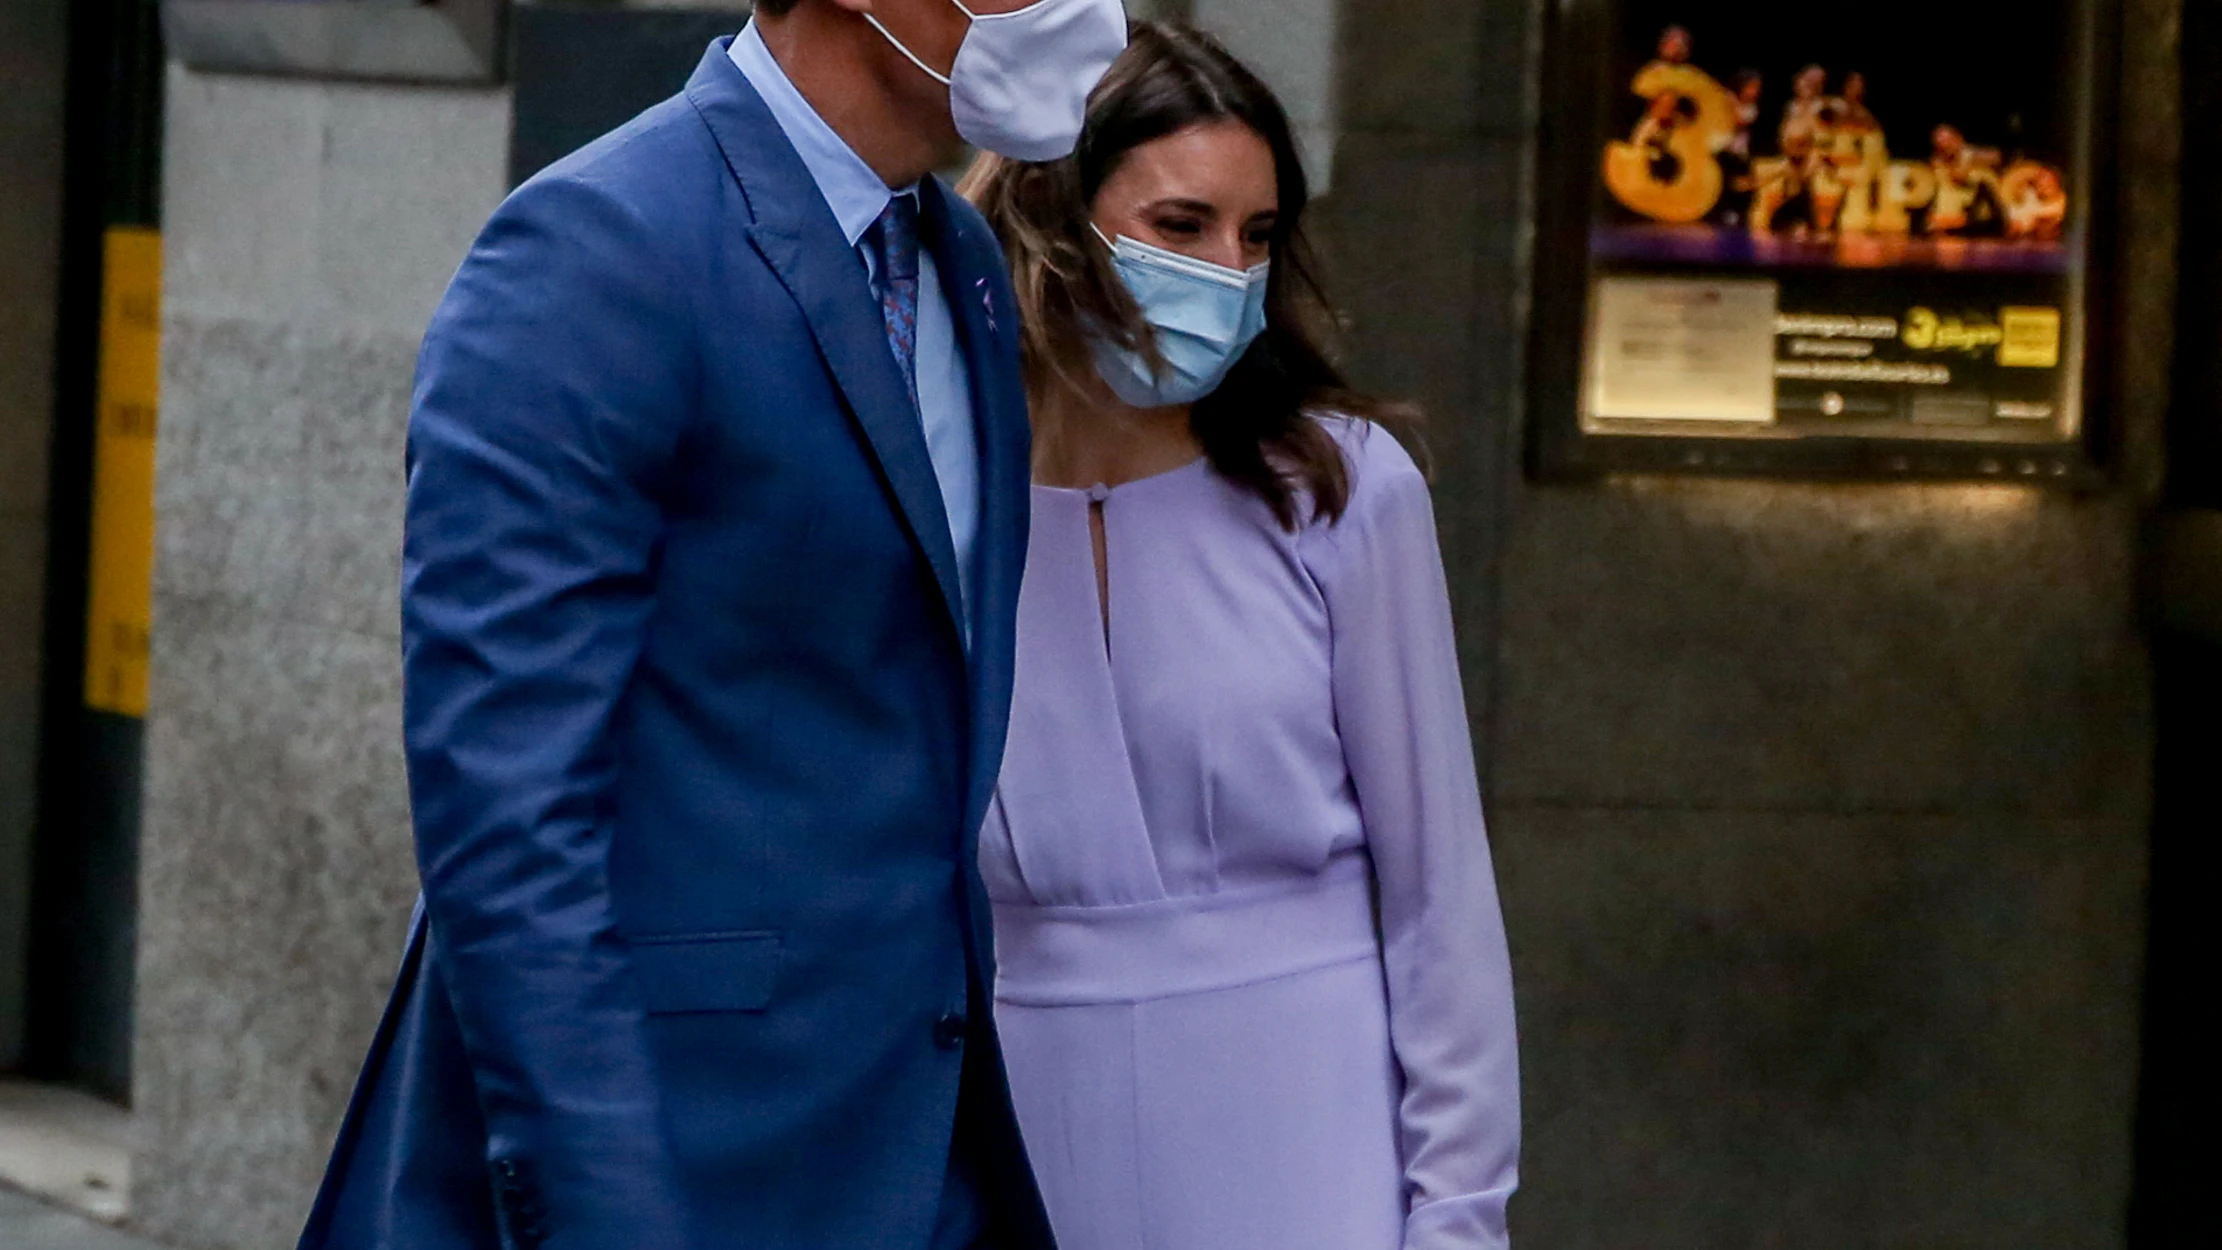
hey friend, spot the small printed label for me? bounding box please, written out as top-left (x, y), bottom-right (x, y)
top-left (1998, 306), bottom-right (2062, 368)
top-left (1586, 276), bottom-right (1780, 425)
top-left (84, 226), bottom-right (162, 718)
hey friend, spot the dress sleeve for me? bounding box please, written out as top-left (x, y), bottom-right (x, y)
top-left (1314, 427), bottom-right (1520, 1250)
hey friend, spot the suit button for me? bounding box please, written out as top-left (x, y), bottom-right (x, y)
top-left (933, 1011), bottom-right (967, 1051)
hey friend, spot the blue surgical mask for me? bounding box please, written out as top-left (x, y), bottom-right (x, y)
top-left (1087, 227), bottom-right (1271, 408)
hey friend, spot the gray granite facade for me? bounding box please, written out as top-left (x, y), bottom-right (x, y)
top-left (0, 0), bottom-right (69, 1070)
top-left (133, 68), bottom-right (507, 1250)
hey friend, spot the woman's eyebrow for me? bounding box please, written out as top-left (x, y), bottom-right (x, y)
top-left (1145, 197), bottom-right (1220, 218)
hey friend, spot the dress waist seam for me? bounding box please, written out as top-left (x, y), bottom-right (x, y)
top-left (992, 857), bottom-right (1379, 1007)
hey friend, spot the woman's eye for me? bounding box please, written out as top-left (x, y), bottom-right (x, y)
top-left (1153, 218), bottom-right (1204, 237)
top-left (1244, 229), bottom-right (1274, 248)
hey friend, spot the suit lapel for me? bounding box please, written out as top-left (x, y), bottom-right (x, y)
top-left (687, 43), bottom-right (1033, 847)
top-left (685, 44), bottom-right (966, 644)
top-left (918, 179), bottom-right (1023, 673)
top-left (918, 179), bottom-right (1031, 833)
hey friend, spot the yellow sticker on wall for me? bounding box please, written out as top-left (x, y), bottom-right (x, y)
top-left (1998, 306), bottom-right (2063, 369)
top-left (84, 226), bottom-right (161, 718)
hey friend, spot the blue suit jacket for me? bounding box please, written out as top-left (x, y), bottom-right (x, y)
top-left (299, 42), bottom-right (1049, 1250)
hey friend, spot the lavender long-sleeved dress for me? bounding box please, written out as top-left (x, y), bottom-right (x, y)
top-left (981, 420), bottom-right (1520, 1250)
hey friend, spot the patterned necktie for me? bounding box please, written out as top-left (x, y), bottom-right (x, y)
top-left (866, 195), bottom-right (922, 412)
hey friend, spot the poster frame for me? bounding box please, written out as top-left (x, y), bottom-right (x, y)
top-left (1525, 0), bottom-right (2122, 487)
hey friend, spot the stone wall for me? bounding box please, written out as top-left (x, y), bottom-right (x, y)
top-left (1192, 0), bottom-right (1340, 191)
top-left (0, 0), bottom-right (69, 1071)
top-left (133, 67), bottom-right (507, 1250)
top-left (1319, 1), bottom-right (2171, 1246)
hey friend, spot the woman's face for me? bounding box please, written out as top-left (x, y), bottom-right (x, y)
top-left (1091, 120), bottom-right (1280, 273)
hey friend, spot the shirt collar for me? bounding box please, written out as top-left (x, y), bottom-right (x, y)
top-left (729, 20), bottom-right (919, 248)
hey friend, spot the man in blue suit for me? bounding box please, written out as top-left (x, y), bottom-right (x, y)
top-left (298, 3), bottom-right (1126, 1247)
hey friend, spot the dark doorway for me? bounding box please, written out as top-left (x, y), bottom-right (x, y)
top-left (509, 4), bottom-right (749, 188)
top-left (2127, 1), bottom-right (2222, 1242)
top-left (19, 0), bottom-right (163, 1104)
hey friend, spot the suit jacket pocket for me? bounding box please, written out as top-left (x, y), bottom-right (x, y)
top-left (629, 930), bottom-right (783, 1014)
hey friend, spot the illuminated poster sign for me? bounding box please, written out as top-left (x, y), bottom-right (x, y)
top-left (1531, 0), bottom-right (2113, 482)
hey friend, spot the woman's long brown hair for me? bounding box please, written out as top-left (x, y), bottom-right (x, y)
top-left (958, 21), bottom-right (1416, 529)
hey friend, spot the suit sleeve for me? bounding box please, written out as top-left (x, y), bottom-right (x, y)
top-left (401, 172), bottom-right (697, 1248)
top-left (1316, 427), bottom-right (1521, 1250)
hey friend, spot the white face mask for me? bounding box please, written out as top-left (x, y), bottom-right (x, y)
top-left (865, 0), bottom-right (1129, 162)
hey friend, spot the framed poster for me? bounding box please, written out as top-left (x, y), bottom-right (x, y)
top-left (1529, 0), bottom-right (2117, 483)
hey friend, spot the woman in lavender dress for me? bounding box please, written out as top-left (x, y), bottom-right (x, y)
top-left (961, 24), bottom-right (1518, 1250)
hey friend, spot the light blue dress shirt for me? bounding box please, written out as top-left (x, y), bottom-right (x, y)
top-left (731, 23), bottom-right (981, 626)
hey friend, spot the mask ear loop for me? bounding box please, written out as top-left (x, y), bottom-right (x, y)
top-left (1075, 223), bottom-right (1147, 370)
top-left (863, 2), bottom-right (977, 88)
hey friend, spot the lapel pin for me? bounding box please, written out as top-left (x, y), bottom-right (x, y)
top-left (977, 279), bottom-right (997, 335)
